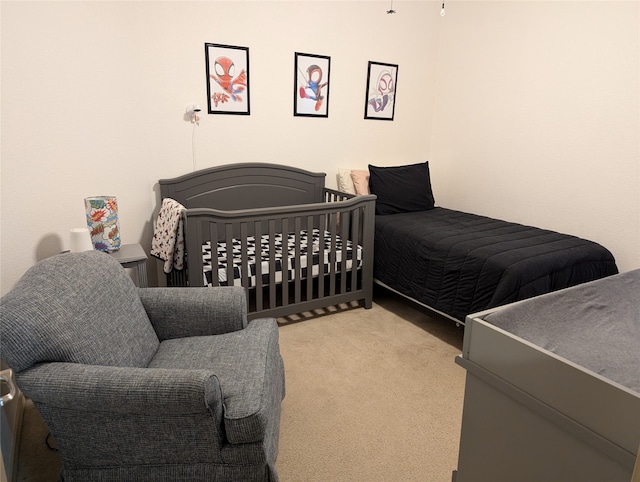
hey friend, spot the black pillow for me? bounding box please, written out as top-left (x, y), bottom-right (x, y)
top-left (368, 162), bottom-right (435, 215)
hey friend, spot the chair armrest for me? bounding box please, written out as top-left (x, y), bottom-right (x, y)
top-left (16, 363), bottom-right (227, 467)
top-left (138, 286), bottom-right (247, 340)
top-left (17, 362), bottom-right (223, 415)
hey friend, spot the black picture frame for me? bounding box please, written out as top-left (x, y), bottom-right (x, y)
top-left (205, 43), bottom-right (250, 115)
top-left (364, 61), bottom-right (398, 121)
top-left (294, 52), bottom-right (331, 117)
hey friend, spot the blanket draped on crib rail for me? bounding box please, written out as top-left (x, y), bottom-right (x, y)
top-left (151, 198), bottom-right (186, 273)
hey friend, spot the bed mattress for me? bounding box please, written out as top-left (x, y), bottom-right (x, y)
top-left (374, 207), bottom-right (618, 321)
top-left (202, 229), bottom-right (362, 287)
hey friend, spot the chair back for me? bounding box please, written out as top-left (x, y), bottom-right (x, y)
top-left (0, 251), bottom-right (159, 373)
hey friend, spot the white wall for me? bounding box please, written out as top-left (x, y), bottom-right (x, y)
top-left (430, 1), bottom-right (639, 271)
top-left (0, 1), bottom-right (440, 293)
top-left (1, 1), bottom-right (638, 296)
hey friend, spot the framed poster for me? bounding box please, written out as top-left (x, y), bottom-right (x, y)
top-left (294, 52), bottom-right (331, 117)
top-left (364, 61), bottom-right (398, 120)
top-left (205, 43), bottom-right (250, 115)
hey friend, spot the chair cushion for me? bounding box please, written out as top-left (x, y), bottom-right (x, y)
top-left (148, 318), bottom-right (282, 444)
top-left (0, 251), bottom-right (159, 373)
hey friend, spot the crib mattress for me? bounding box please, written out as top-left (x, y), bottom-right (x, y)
top-left (202, 229), bottom-right (362, 287)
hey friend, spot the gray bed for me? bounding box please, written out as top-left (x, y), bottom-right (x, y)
top-left (453, 269), bottom-right (640, 482)
top-left (158, 163), bottom-right (376, 320)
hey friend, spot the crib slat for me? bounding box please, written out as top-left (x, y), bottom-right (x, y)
top-left (306, 215), bottom-right (314, 303)
top-left (363, 200), bottom-right (375, 309)
top-left (351, 207), bottom-right (361, 293)
top-left (254, 221), bottom-right (263, 313)
top-left (329, 212), bottom-right (337, 297)
top-left (269, 219), bottom-right (277, 310)
top-left (225, 224), bottom-right (234, 289)
top-left (240, 222), bottom-right (249, 290)
top-left (281, 217), bottom-right (289, 309)
top-left (186, 216), bottom-right (205, 287)
top-left (318, 214), bottom-right (326, 301)
top-left (340, 209), bottom-right (349, 294)
top-left (294, 217), bottom-right (302, 305)
top-left (209, 223), bottom-right (220, 287)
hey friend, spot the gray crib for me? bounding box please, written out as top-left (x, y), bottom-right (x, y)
top-left (159, 163), bottom-right (376, 320)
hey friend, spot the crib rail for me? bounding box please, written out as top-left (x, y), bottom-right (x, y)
top-left (180, 193), bottom-right (375, 320)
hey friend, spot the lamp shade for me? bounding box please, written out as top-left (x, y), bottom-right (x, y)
top-left (84, 196), bottom-right (121, 252)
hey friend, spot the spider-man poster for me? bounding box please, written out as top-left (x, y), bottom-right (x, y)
top-left (364, 61), bottom-right (398, 121)
top-left (294, 52), bottom-right (331, 118)
top-left (205, 43), bottom-right (250, 115)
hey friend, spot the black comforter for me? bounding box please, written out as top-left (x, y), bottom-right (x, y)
top-left (374, 208), bottom-right (618, 321)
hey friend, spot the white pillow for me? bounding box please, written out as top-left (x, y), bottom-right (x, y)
top-left (337, 168), bottom-right (356, 195)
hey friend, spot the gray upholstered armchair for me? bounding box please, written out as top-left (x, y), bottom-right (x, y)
top-left (0, 251), bottom-right (285, 481)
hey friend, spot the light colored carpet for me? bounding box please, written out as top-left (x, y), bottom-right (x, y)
top-left (275, 290), bottom-right (465, 481)
top-left (13, 289), bottom-right (465, 481)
